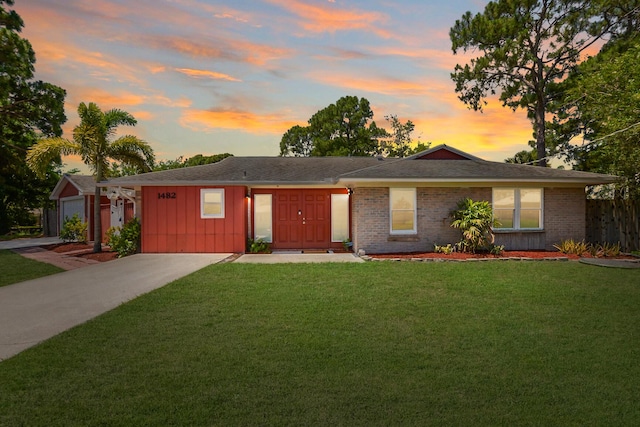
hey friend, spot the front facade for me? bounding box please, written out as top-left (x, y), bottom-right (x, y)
top-left (105, 145), bottom-right (615, 254)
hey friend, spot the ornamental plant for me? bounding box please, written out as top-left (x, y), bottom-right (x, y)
top-left (106, 217), bottom-right (141, 257)
top-left (450, 198), bottom-right (497, 253)
top-left (60, 214), bottom-right (87, 243)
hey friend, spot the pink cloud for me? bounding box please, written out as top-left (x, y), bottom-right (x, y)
top-left (266, 0), bottom-right (390, 38)
top-left (180, 108), bottom-right (297, 135)
top-left (175, 68), bottom-right (242, 82)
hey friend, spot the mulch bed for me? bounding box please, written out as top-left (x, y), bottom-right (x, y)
top-left (370, 251), bottom-right (636, 260)
top-left (41, 243), bottom-right (118, 262)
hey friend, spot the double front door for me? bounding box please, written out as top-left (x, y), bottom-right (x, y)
top-left (273, 190), bottom-right (331, 250)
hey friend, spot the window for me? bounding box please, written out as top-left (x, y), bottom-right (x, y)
top-left (253, 194), bottom-right (272, 242)
top-left (331, 194), bottom-right (349, 242)
top-left (390, 188), bottom-right (417, 234)
top-left (201, 189), bottom-right (224, 218)
top-left (493, 188), bottom-right (542, 230)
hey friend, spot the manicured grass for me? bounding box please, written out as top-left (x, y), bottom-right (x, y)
top-left (0, 250), bottom-right (64, 287)
top-left (1, 262), bottom-right (639, 425)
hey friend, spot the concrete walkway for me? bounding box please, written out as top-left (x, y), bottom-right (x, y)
top-left (579, 257), bottom-right (640, 269)
top-left (0, 253), bottom-right (231, 361)
top-left (11, 246), bottom-right (100, 270)
top-left (0, 236), bottom-right (61, 249)
top-left (235, 253), bottom-right (364, 263)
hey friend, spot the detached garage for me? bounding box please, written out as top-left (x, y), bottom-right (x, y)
top-left (50, 174), bottom-right (134, 242)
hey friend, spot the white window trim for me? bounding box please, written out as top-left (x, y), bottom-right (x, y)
top-left (493, 188), bottom-right (543, 231)
top-left (200, 188), bottom-right (225, 219)
top-left (389, 188), bottom-right (417, 235)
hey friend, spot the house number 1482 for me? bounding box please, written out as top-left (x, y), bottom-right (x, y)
top-left (157, 192), bottom-right (177, 199)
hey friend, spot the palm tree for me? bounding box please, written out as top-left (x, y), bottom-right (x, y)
top-left (27, 102), bottom-right (155, 252)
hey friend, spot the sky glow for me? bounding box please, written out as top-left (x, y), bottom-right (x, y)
top-left (16, 0), bottom-right (536, 171)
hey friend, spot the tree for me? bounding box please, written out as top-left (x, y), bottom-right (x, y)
top-left (449, 0), bottom-right (633, 167)
top-left (27, 102), bottom-right (155, 252)
top-left (380, 115), bottom-right (431, 157)
top-left (505, 149), bottom-right (539, 165)
top-left (0, 0), bottom-right (66, 234)
top-left (552, 34), bottom-right (640, 198)
top-left (279, 126), bottom-right (314, 157)
top-left (280, 96), bottom-right (388, 157)
top-left (150, 153), bottom-right (233, 172)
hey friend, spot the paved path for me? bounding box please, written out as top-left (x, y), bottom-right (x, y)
top-left (0, 253), bottom-right (231, 361)
top-left (579, 257), bottom-right (640, 269)
top-left (235, 253), bottom-right (364, 263)
top-left (0, 236), bottom-right (61, 249)
top-left (11, 246), bottom-right (100, 270)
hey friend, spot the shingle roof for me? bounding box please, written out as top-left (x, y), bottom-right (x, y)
top-left (105, 156), bottom-right (388, 186)
top-left (50, 174), bottom-right (98, 199)
top-left (338, 157), bottom-right (615, 184)
top-left (65, 175), bottom-right (97, 193)
top-left (103, 145), bottom-right (616, 187)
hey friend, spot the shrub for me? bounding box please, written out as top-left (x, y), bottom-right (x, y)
top-left (554, 239), bottom-right (621, 258)
top-left (489, 244), bottom-right (505, 256)
top-left (434, 244), bottom-right (454, 255)
top-left (553, 239), bottom-right (589, 255)
top-left (247, 238), bottom-right (271, 253)
top-left (60, 214), bottom-right (87, 243)
top-left (450, 198), bottom-right (497, 253)
top-left (106, 217), bottom-right (141, 258)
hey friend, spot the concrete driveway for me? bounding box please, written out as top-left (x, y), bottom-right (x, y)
top-left (0, 253), bottom-right (231, 361)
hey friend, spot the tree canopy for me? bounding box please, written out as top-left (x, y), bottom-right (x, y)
top-left (551, 34), bottom-right (640, 198)
top-left (380, 115), bottom-right (430, 157)
top-left (27, 102), bottom-right (155, 252)
top-left (280, 96), bottom-right (388, 157)
top-left (280, 96), bottom-right (428, 157)
top-left (152, 153), bottom-right (234, 172)
top-left (0, 0), bottom-right (66, 233)
top-left (450, 0), bottom-right (636, 167)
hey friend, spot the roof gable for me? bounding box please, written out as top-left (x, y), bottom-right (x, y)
top-left (408, 144), bottom-right (481, 161)
top-left (50, 174), bottom-right (97, 200)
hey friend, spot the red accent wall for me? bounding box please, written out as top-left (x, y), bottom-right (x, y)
top-left (59, 181), bottom-right (80, 198)
top-left (141, 186), bottom-right (247, 253)
top-left (415, 149), bottom-right (470, 160)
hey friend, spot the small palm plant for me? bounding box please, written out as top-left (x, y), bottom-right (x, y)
top-left (450, 198), bottom-right (498, 253)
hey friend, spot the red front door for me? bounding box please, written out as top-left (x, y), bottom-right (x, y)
top-left (273, 190), bottom-right (331, 249)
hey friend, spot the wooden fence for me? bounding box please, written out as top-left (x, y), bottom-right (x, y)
top-left (586, 199), bottom-right (640, 252)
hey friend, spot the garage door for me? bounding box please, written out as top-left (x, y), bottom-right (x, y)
top-left (60, 197), bottom-right (84, 229)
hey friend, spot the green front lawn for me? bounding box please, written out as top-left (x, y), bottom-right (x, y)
top-left (1, 262), bottom-right (639, 425)
top-left (0, 250), bottom-right (64, 287)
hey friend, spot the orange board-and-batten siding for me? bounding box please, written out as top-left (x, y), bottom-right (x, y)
top-left (141, 186), bottom-right (247, 253)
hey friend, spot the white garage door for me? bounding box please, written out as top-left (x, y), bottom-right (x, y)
top-left (60, 197), bottom-right (85, 229)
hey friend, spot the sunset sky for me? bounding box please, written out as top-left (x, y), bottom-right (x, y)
top-left (16, 0), bottom-right (536, 171)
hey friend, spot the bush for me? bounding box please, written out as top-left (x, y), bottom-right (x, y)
top-left (60, 214), bottom-right (87, 243)
top-left (553, 239), bottom-right (589, 255)
top-left (434, 244), bottom-right (454, 254)
top-left (247, 238), bottom-right (271, 253)
top-left (450, 198), bottom-right (497, 253)
top-left (106, 218), bottom-right (141, 258)
top-left (553, 239), bottom-right (621, 258)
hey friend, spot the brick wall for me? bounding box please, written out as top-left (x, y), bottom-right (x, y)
top-left (352, 186), bottom-right (586, 254)
top-left (542, 187), bottom-right (586, 249)
top-left (352, 187), bottom-right (490, 254)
